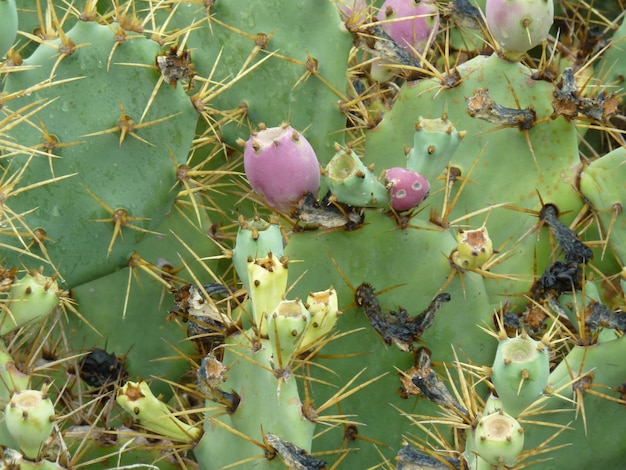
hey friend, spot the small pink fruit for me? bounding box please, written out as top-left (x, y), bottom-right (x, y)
top-left (385, 167), bottom-right (430, 212)
top-left (377, 0), bottom-right (440, 54)
top-left (243, 125), bottom-right (321, 212)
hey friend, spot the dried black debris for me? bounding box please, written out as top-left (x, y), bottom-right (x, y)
top-left (552, 67), bottom-right (620, 122)
top-left (355, 284), bottom-right (450, 351)
top-left (79, 348), bottom-right (127, 389)
top-left (585, 301), bottom-right (626, 333)
top-left (354, 25), bottom-right (421, 69)
top-left (539, 204), bottom-right (593, 264)
top-left (530, 260), bottom-right (583, 300)
top-left (466, 88), bottom-right (536, 130)
top-left (396, 443), bottom-right (460, 470)
top-left (170, 282), bottom-right (234, 356)
top-left (292, 192), bottom-right (364, 230)
top-left (402, 347), bottom-right (467, 415)
top-left (264, 433), bottom-right (326, 470)
top-left (197, 354), bottom-right (240, 413)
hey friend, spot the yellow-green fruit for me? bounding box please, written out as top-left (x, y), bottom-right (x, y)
top-left (116, 380), bottom-right (202, 443)
top-left (451, 227), bottom-right (493, 270)
top-left (298, 288), bottom-right (340, 352)
top-left (247, 253), bottom-right (289, 335)
top-left (4, 389), bottom-right (55, 460)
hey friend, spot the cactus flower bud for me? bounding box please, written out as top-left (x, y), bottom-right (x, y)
top-left (243, 124), bottom-right (321, 212)
top-left (384, 167), bottom-right (430, 211)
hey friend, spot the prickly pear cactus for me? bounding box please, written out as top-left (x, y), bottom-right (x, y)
top-left (1, 1), bottom-right (626, 469)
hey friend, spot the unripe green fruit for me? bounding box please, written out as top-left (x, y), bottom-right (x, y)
top-left (491, 334), bottom-right (550, 417)
top-left (473, 409), bottom-right (524, 467)
top-left (4, 389), bottom-right (55, 460)
top-left (268, 299), bottom-right (311, 368)
top-left (1, 273), bottom-right (61, 335)
top-left (406, 116), bottom-right (465, 182)
top-left (232, 217), bottom-right (284, 293)
top-left (298, 288), bottom-right (340, 352)
top-left (451, 227), bottom-right (493, 270)
top-left (324, 146), bottom-right (389, 207)
top-left (116, 380), bottom-right (202, 442)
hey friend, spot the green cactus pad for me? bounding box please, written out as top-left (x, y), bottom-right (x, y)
top-left (166, 0), bottom-right (352, 164)
top-left (579, 146), bottom-right (626, 265)
top-left (0, 0), bottom-right (18, 59)
top-left (1, 19), bottom-right (198, 287)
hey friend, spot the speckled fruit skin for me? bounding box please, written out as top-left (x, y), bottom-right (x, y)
top-left (384, 167), bottom-right (430, 211)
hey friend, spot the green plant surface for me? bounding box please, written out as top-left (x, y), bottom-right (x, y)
top-left (1, 1), bottom-right (625, 469)
top-left (67, 203), bottom-right (221, 399)
top-left (1, 19), bottom-right (198, 287)
top-left (165, 0), bottom-right (353, 164)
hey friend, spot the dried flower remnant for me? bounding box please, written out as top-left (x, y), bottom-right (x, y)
top-left (552, 67), bottom-right (620, 122)
top-left (466, 88), bottom-right (536, 130)
top-left (355, 283), bottom-right (450, 351)
top-left (156, 46), bottom-right (196, 89)
top-left (264, 433), bottom-right (327, 470)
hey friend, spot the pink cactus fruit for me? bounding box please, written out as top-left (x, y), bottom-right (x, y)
top-left (243, 124), bottom-right (321, 212)
top-left (384, 167), bottom-right (430, 211)
top-left (377, 0), bottom-right (440, 54)
top-left (486, 0), bottom-right (554, 59)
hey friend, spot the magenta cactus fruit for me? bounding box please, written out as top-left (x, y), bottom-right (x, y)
top-left (486, 0), bottom-right (554, 60)
top-left (243, 124), bottom-right (321, 212)
top-left (377, 0), bottom-right (440, 54)
top-left (384, 167), bottom-right (430, 211)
